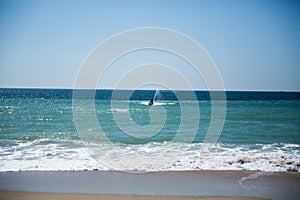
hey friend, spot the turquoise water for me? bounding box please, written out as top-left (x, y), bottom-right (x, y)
top-left (0, 89), bottom-right (299, 171)
top-left (1, 99), bottom-right (299, 144)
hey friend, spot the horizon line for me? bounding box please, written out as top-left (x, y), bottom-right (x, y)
top-left (0, 87), bottom-right (299, 93)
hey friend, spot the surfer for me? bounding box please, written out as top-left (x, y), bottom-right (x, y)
top-left (148, 98), bottom-right (154, 105)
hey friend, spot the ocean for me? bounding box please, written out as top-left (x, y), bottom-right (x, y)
top-left (0, 88), bottom-right (299, 172)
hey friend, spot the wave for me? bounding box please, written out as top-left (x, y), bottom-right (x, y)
top-left (0, 141), bottom-right (299, 172)
top-left (140, 101), bottom-right (177, 106)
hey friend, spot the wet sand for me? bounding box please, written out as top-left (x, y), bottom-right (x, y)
top-left (0, 191), bottom-right (269, 200)
top-left (0, 170), bottom-right (299, 200)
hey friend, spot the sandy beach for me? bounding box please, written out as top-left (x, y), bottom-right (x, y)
top-left (0, 170), bottom-right (299, 200)
top-left (0, 190), bottom-right (269, 200)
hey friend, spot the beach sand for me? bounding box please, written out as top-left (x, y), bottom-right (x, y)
top-left (0, 191), bottom-right (269, 200)
top-left (0, 170), bottom-right (299, 200)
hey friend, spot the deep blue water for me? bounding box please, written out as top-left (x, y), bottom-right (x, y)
top-left (1, 88), bottom-right (299, 101)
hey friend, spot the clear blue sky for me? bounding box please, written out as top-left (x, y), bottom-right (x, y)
top-left (0, 0), bottom-right (299, 91)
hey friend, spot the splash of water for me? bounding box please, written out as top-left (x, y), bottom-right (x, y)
top-left (153, 90), bottom-right (160, 100)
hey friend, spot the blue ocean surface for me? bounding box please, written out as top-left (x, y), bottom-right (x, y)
top-left (0, 88), bottom-right (299, 171)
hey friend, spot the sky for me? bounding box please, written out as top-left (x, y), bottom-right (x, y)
top-left (0, 0), bottom-right (299, 91)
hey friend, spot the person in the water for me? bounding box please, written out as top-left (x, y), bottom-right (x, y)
top-left (148, 98), bottom-right (154, 105)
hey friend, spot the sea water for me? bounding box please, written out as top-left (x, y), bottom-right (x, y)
top-left (0, 89), bottom-right (299, 172)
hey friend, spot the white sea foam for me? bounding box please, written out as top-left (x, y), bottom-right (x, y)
top-left (110, 108), bottom-right (129, 112)
top-left (0, 141), bottom-right (299, 172)
top-left (0, 140), bottom-right (108, 171)
top-left (140, 101), bottom-right (177, 106)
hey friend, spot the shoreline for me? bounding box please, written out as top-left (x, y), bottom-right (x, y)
top-left (0, 191), bottom-right (269, 200)
top-left (0, 170), bottom-right (299, 200)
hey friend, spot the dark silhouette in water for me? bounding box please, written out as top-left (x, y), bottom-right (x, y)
top-left (148, 98), bottom-right (154, 105)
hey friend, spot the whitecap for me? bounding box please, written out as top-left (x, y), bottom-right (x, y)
top-left (140, 101), bottom-right (176, 106)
